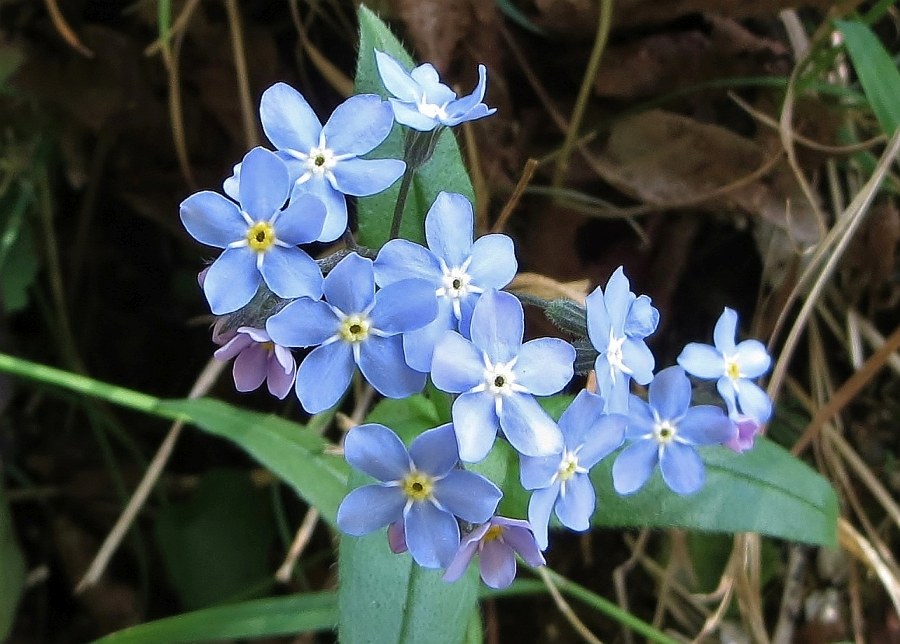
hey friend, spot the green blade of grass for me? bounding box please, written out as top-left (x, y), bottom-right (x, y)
top-left (836, 19), bottom-right (900, 135)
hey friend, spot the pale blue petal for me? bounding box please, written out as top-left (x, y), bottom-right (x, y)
top-left (678, 406), bottom-right (736, 445)
top-left (402, 301), bottom-right (455, 372)
top-left (500, 394), bottom-right (564, 457)
top-left (424, 192), bottom-right (474, 267)
top-left (180, 191), bottom-right (244, 248)
top-left (624, 294), bottom-right (659, 338)
top-left (266, 298), bottom-right (336, 347)
top-left (605, 378), bottom-right (631, 414)
top-left (585, 285), bottom-right (611, 351)
top-left (555, 474), bottom-right (595, 531)
top-left (345, 423), bottom-right (411, 482)
top-left (735, 380), bottom-right (772, 422)
top-left (677, 343), bottom-right (725, 379)
top-left (713, 307), bottom-right (738, 354)
top-left (470, 290), bottom-right (523, 363)
top-left (260, 246), bottom-right (323, 300)
top-left (430, 331), bottom-right (484, 393)
top-left (260, 82), bottom-right (322, 152)
top-left (336, 485), bottom-right (405, 535)
top-left (604, 267), bottom-right (633, 333)
top-left (716, 377), bottom-right (739, 413)
top-left (519, 452), bottom-right (561, 490)
top-left (295, 342), bottom-right (355, 413)
top-left (528, 484), bottom-right (560, 550)
top-left (514, 338), bottom-right (575, 395)
top-left (433, 470), bottom-right (501, 523)
top-left (410, 64), bottom-right (456, 104)
top-left (648, 366), bottom-right (691, 420)
top-left (238, 147), bottom-right (290, 219)
top-left (659, 443), bottom-right (705, 495)
top-left (444, 64), bottom-right (488, 115)
top-left (323, 94), bottom-right (395, 156)
top-left (622, 338), bottom-right (655, 385)
top-left (404, 502), bottom-right (460, 568)
top-left (358, 335), bottom-right (426, 398)
top-left (203, 248), bottom-right (259, 314)
top-left (467, 234), bottom-right (517, 289)
top-left (275, 193), bottom-right (326, 245)
top-left (577, 414), bottom-right (626, 469)
top-left (443, 103), bottom-right (495, 127)
top-left (374, 50), bottom-right (421, 102)
top-left (370, 278), bottom-right (438, 334)
top-left (291, 177), bottom-right (347, 242)
top-left (612, 440), bottom-right (659, 495)
top-left (479, 540), bottom-right (516, 589)
top-left (331, 157), bottom-right (405, 196)
top-left (323, 253), bottom-right (374, 314)
top-left (373, 238), bottom-right (442, 287)
top-left (452, 392), bottom-right (499, 463)
top-left (625, 396), bottom-right (656, 439)
top-left (389, 99), bottom-right (439, 131)
top-left (223, 163), bottom-right (240, 201)
top-left (409, 424), bottom-right (458, 477)
top-left (734, 340), bottom-right (771, 378)
top-left (443, 537), bottom-right (480, 583)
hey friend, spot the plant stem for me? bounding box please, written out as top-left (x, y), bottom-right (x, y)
top-left (388, 165), bottom-right (415, 240)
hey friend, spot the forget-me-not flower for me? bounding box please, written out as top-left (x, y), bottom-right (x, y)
top-left (180, 147), bottom-right (326, 314)
top-left (255, 84), bottom-right (405, 241)
top-left (586, 267), bottom-right (656, 413)
top-left (677, 307), bottom-right (772, 423)
top-left (374, 50), bottom-right (496, 131)
top-left (612, 366), bottom-right (736, 496)
top-left (443, 517), bottom-right (545, 589)
top-left (431, 290), bottom-right (573, 463)
top-left (520, 390), bottom-right (626, 550)
top-left (213, 327), bottom-right (296, 399)
top-left (373, 191), bottom-right (517, 372)
top-left (265, 253), bottom-right (437, 413)
top-left (337, 423), bottom-right (502, 569)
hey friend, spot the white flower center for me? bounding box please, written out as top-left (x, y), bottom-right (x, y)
top-left (605, 329), bottom-right (632, 381)
top-left (653, 420), bottom-right (677, 445)
top-left (472, 355), bottom-right (527, 415)
top-left (418, 97), bottom-right (449, 121)
top-left (435, 257), bottom-right (483, 319)
top-left (305, 144), bottom-right (337, 176)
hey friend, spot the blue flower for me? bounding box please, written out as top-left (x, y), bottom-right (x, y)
top-left (337, 423), bottom-right (502, 569)
top-left (180, 147), bottom-right (326, 314)
top-left (676, 307), bottom-right (773, 423)
top-left (520, 390), bottom-right (626, 550)
top-left (443, 516), bottom-right (545, 589)
top-left (265, 253), bottom-right (437, 413)
top-left (431, 290), bottom-right (573, 462)
top-left (254, 84), bottom-right (405, 242)
top-left (612, 366), bottom-right (736, 496)
top-left (586, 267), bottom-right (656, 413)
top-left (373, 191), bottom-right (517, 372)
top-left (374, 50), bottom-right (496, 131)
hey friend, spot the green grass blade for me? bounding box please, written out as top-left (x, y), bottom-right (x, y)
top-left (836, 19), bottom-right (900, 135)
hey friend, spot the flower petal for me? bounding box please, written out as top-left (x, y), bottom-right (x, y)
top-left (260, 246), bottom-right (324, 300)
top-left (735, 379), bottom-right (773, 422)
top-left (213, 333), bottom-right (253, 362)
top-left (514, 338), bottom-right (575, 395)
top-left (527, 484), bottom-right (560, 550)
top-left (713, 307), bottom-right (738, 354)
top-left (295, 342), bottom-right (355, 413)
top-left (332, 157), bottom-right (406, 197)
top-left (604, 267), bottom-right (633, 333)
top-left (444, 64), bottom-right (489, 117)
top-left (410, 63), bottom-right (456, 104)
top-left (323, 94), bottom-right (395, 156)
top-left (678, 406), bottom-right (736, 445)
top-left (734, 340), bottom-right (771, 378)
top-left (373, 239), bottom-right (442, 287)
top-left (238, 147), bottom-right (290, 219)
top-left (434, 470), bottom-right (501, 523)
top-left (612, 440), bottom-right (659, 495)
top-left (266, 355), bottom-right (296, 399)
top-left (585, 285), bottom-right (611, 352)
top-left (467, 234), bottom-right (517, 289)
top-left (345, 423), bottom-right (412, 482)
top-left (519, 452), bottom-right (560, 490)
top-left (622, 338), bottom-right (655, 385)
top-left (180, 191), bottom-right (244, 248)
top-left (232, 344), bottom-right (268, 392)
top-left (266, 298), bottom-right (337, 347)
top-left (577, 414), bottom-right (626, 470)
top-left (260, 82), bottom-right (322, 152)
top-left (424, 192), bottom-right (474, 268)
top-left (374, 50), bottom-right (422, 102)
top-left (409, 423), bottom-right (458, 477)
top-left (624, 294), bottom-right (659, 338)
top-left (469, 290), bottom-right (523, 364)
top-left (659, 442), bottom-right (705, 495)
top-left (452, 392), bottom-right (499, 463)
top-left (677, 343), bottom-right (725, 379)
top-left (496, 519), bottom-right (545, 567)
top-left (479, 540), bottom-right (516, 589)
top-left (648, 366), bottom-right (691, 421)
top-left (388, 99), bottom-right (439, 131)
top-left (442, 538), bottom-right (479, 584)
top-left (291, 177), bottom-right (347, 242)
top-left (402, 302), bottom-right (456, 373)
top-left (554, 474), bottom-right (595, 531)
top-left (370, 278), bottom-right (438, 334)
top-left (557, 390), bottom-right (604, 447)
top-left (404, 502), bottom-right (460, 569)
top-left (323, 253), bottom-right (374, 314)
top-left (358, 335), bottom-right (427, 398)
top-left (336, 485), bottom-right (405, 535)
top-left (203, 248), bottom-right (259, 315)
top-left (275, 193), bottom-right (327, 245)
top-left (500, 394), bottom-right (564, 458)
top-left (431, 331), bottom-right (485, 393)
top-left (625, 396), bottom-right (656, 439)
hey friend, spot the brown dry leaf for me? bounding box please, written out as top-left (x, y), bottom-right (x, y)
top-left (509, 272), bottom-right (591, 304)
top-left (842, 200), bottom-right (900, 307)
top-left (592, 109), bottom-right (821, 244)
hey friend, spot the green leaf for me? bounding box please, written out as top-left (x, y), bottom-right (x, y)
top-left (338, 395), bottom-right (480, 644)
top-left (0, 485), bottom-right (25, 641)
top-left (91, 592), bottom-right (337, 643)
top-left (836, 19), bottom-right (900, 135)
top-left (155, 469), bottom-right (277, 609)
top-left (353, 6), bottom-right (474, 248)
top-left (591, 438), bottom-right (838, 546)
top-left (158, 399), bottom-right (348, 525)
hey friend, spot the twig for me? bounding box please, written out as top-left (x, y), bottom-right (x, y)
top-left (492, 159), bottom-right (538, 234)
top-left (275, 507), bottom-right (320, 583)
top-left (771, 545), bottom-right (809, 644)
top-left (43, 0), bottom-right (94, 57)
top-left (536, 566), bottom-right (604, 644)
top-left (224, 0), bottom-right (259, 149)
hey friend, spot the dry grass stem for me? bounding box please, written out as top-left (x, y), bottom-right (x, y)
top-left (492, 158), bottom-right (539, 233)
top-left (536, 566), bottom-right (605, 644)
top-left (44, 0), bottom-right (94, 57)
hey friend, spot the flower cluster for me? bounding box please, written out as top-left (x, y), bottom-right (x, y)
top-left (181, 50), bottom-right (774, 589)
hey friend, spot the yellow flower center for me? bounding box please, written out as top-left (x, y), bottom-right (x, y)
top-left (482, 525), bottom-right (504, 544)
top-left (725, 359), bottom-right (741, 380)
top-left (558, 453), bottom-right (580, 481)
top-left (402, 471), bottom-right (434, 502)
top-left (339, 315), bottom-right (370, 343)
top-left (246, 221), bottom-right (276, 252)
